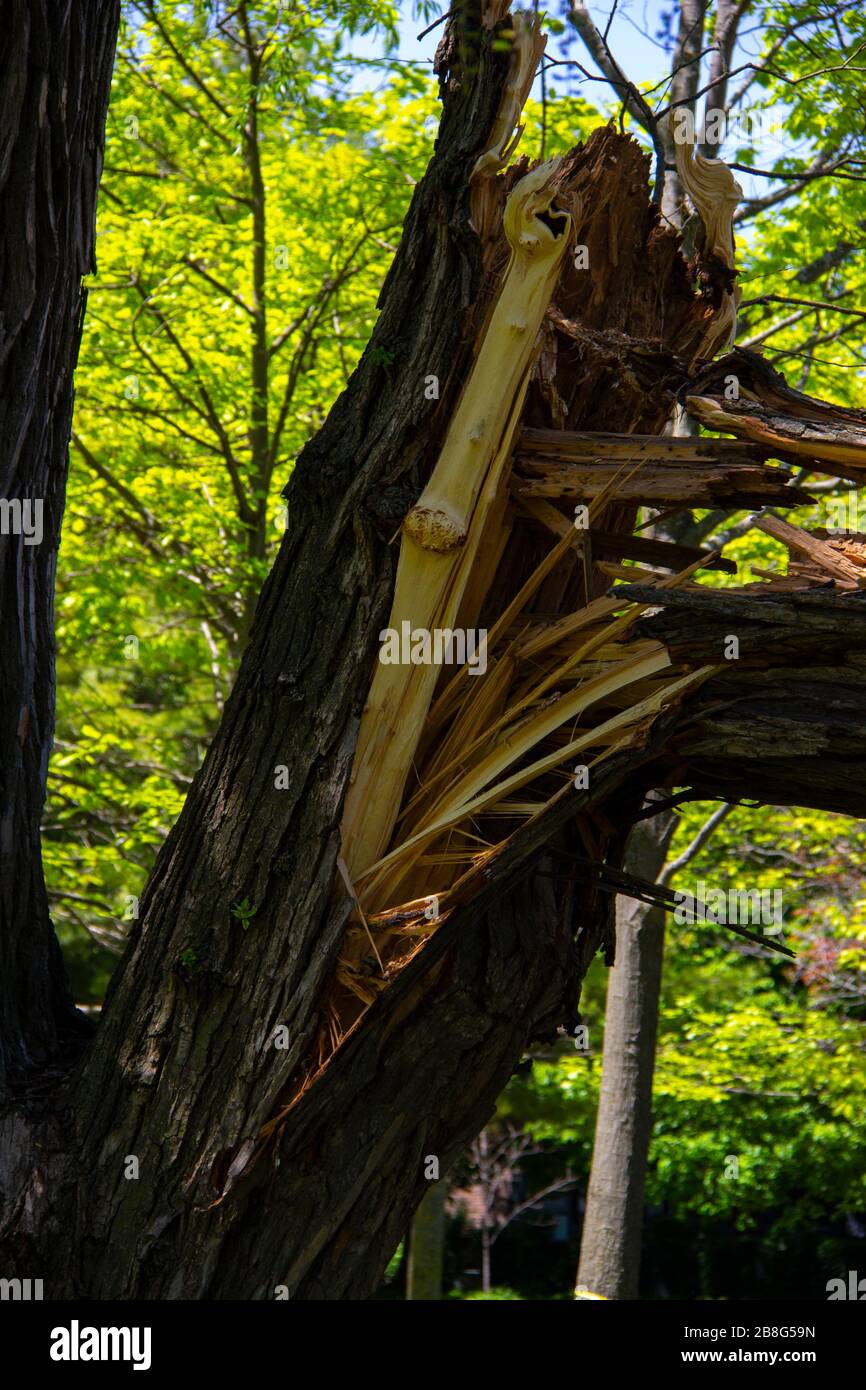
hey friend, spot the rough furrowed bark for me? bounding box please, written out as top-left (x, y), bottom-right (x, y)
top-left (684, 348), bottom-right (866, 480)
top-left (7, 4), bottom-right (866, 1304)
top-left (43, 19), bottom-right (711, 1299)
top-left (183, 742), bottom-right (662, 1299)
top-left (621, 587), bottom-right (866, 815)
top-left (0, 1), bottom-right (120, 1093)
top-left (49, 17), bottom-right (521, 1295)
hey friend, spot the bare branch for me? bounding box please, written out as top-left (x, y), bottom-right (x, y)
top-left (568, 3), bottom-right (667, 199)
top-left (181, 255), bottom-right (255, 318)
top-left (654, 41), bottom-right (866, 122)
top-left (659, 803), bottom-right (736, 885)
top-left (569, 3), bottom-right (657, 135)
top-left (733, 149), bottom-right (841, 224)
top-left (489, 1174), bottom-right (580, 1246)
top-left (740, 294), bottom-right (866, 321)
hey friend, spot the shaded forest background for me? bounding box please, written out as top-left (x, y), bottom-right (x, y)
top-left (52, 0), bottom-right (866, 1298)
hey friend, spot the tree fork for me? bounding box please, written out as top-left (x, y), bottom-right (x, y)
top-left (6, 5), bottom-right (866, 1302)
top-left (59, 13), bottom-right (684, 1297)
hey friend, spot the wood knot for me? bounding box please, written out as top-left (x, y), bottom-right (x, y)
top-left (403, 505), bottom-right (466, 552)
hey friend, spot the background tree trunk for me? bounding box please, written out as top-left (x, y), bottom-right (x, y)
top-left (576, 801), bottom-right (734, 1299)
top-left (571, 0), bottom-right (754, 1302)
top-left (576, 812), bottom-right (674, 1300)
top-left (659, 1), bottom-right (708, 226)
top-left (0, 0), bottom-right (120, 1095)
top-left (406, 1180), bottom-right (446, 1301)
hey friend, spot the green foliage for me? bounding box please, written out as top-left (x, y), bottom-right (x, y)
top-left (178, 946), bottom-right (205, 979)
top-left (506, 792), bottom-right (866, 1245)
top-left (383, 1239), bottom-right (404, 1280)
top-left (52, 2), bottom-right (428, 995)
top-left (231, 896), bottom-right (258, 929)
top-left (453, 1286), bottom-right (523, 1300)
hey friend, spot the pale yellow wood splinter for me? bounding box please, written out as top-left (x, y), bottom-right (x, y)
top-left (471, 12), bottom-right (547, 183)
top-left (675, 136), bottom-right (742, 362)
top-left (342, 160), bottom-right (573, 878)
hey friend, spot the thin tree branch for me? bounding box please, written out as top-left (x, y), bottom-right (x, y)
top-left (568, 3), bottom-right (667, 199)
top-left (489, 1174), bottom-right (580, 1245)
top-left (181, 256), bottom-right (255, 317)
top-left (130, 280), bottom-right (254, 525)
top-left (141, 0), bottom-right (233, 121)
top-left (654, 41), bottom-right (866, 121)
top-left (659, 803), bottom-right (736, 885)
top-left (122, 54), bottom-right (234, 149)
top-left (733, 150), bottom-right (841, 224)
top-left (740, 294), bottom-right (866, 320)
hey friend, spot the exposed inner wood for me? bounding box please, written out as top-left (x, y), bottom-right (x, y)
top-left (513, 436), bottom-right (810, 507)
top-left (674, 132), bottom-right (743, 361)
top-left (342, 158), bottom-right (573, 878)
top-left (683, 348), bottom-right (866, 479)
top-left (471, 10), bottom-right (545, 184)
top-left (300, 42), bottom-right (866, 1107)
top-left (519, 428), bottom-right (768, 460)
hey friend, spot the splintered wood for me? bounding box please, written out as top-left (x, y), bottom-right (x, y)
top-left (684, 347), bottom-right (866, 481)
top-left (342, 159), bottom-right (574, 880)
top-left (326, 16), bottom-right (866, 1057)
top-left (513, 430), bottom-right (812, 508)
top-left (674, 134), bottom-right (743, 362)
top-left (336, 158), bottom-right (738, 1009)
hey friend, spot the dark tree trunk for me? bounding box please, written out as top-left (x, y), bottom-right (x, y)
top-left (58, 111), bottom-right (706, 1296)
top-left (0, 1), bottom-right (120, 1094)
top-left (4, 20), bottom-right (679, 1296)
top-left (4, 6), bottom-right (866, 1304)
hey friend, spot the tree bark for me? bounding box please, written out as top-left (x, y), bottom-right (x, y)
top-left (0, 0), bottom-right (120, 1095)
top-left (576, 812), bottom-right (674, 1300)
top-left (4, 5), bottom-right (866, 1304)
top-left (52, 32), bottom-right (703, 1300)
top-left (659, 1), bottom-right (708, 227)
top-left (406, 1180), bottom-right (446, 1301)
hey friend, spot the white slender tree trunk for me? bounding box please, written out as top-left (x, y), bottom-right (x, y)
top-left (575, 812), bottom-right (674, 1299)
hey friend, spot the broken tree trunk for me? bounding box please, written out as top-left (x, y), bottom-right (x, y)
top-left (513, 429), bottom-right (811, 508)
top-left (685, 348), bottom-right (866, 481)
top-left (6, 5), bottom-right (866, 1302)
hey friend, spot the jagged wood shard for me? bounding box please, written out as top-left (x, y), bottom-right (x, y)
top-left (674, 133), bottom-right (743, 362)
top-left (683, 349), bottom-right (866, 479)
top-left (513, 429), bottom-right (811, 507)
top-left (342, 160), bottom-right (573, 879)
top-left (277, 86), bottom-right (866, 1158)
top-left (471, 11), bottom-right (546, 183)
